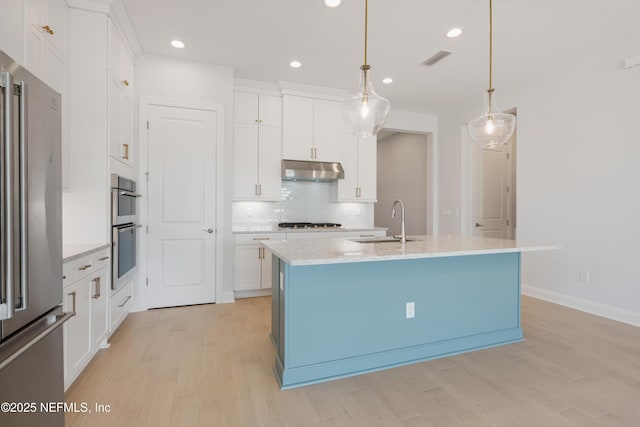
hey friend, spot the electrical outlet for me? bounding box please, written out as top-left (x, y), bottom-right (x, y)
top-left (406, 302), bottom-right (415, 319)
top-left (579, 271), bottom-right (590, 283)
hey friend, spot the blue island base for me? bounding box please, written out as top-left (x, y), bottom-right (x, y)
top-left (271, 253), bottom-right (523, 389)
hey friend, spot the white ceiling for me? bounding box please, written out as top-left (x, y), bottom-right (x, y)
top-left (121, 0), bottom-right (640, 114)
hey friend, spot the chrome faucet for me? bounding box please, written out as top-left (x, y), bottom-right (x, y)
top-left (391, 200), bottom-right (406, 243)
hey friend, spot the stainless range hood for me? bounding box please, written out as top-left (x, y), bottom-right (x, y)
top-left (281, 159), bottom-right (345, 182)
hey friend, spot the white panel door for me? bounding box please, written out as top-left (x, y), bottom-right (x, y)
top-left (471, 143), bottom-right (509, 239)
top-left (147, 105), bottom-right (217, 308)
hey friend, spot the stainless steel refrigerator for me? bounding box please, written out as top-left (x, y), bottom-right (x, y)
top-left (0, 51), bottom-right (73, 426)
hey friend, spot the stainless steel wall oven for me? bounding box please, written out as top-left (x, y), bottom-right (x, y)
top-left (111, 174), bottom-right (140, 291)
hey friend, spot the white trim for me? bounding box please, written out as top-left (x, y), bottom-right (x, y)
top-left (234, 289), bottom-right (271, 299)
top-left (234, 78), bottom-right (282, 95)
top-left (522, 285), bottom-right (640, 328)
top-left (137, 97), bottom-right (226, 309)
top-left (67, 0), bottom-right (143, 58)
top-left (278, 81), bottom-right (347, 101)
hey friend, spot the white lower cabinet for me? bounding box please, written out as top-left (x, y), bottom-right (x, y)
top-left (233, 230), bottom-right (385, 297)
top-left (62, 247), bottom-right (110, 390)
top-left (110, 278), bottom-right (134, 332)
top-left (234, 233), bottom-right (284, 296)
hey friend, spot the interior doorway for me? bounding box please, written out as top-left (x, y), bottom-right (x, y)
top-left (375, 132), bottom-right (430, 236)
top-left (462, 114), bottom-right (517, 239)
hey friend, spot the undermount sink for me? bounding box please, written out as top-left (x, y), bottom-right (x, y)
top-left (349, 236), bottom-right (416, 244)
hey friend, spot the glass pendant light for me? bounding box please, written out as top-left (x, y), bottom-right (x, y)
top-left (468, 0), bottom-right (516, 148)
top-left (342, 0), bottom-right (390, 138)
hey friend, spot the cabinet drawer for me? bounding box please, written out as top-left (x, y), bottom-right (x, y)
top-left (110, 279), bottom-right (134, 332)
top-left (63, 248), bottom-right (110, 287)
top-left (236, 233), bottom-right (284, 245)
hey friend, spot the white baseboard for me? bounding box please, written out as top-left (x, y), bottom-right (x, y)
top-left (522, 285), bottom-right (640, 328)
top-left (234, 289), bottom-right (271, 299)
top-left (220, 290), bottom-right (236, 303)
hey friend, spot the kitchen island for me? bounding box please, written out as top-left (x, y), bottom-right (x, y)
top-left (262, 235), bottom-right (556, 389)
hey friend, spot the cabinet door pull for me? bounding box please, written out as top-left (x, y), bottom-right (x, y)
top-left (92, 277), bottom-right (100, 299)
top-left (118, 296), bottom-right (132, 308)
top-left (310, 147), bottom-right (314, 159)
top-left (68, 291), bottom-right (77, 316)
top-left (252, 237), bottom-right (270, 241)
top-left (78, 264), bottom-right (92, 271)
top-left (360, 234), bottom-right (375, 237)
top-left (98, 256), bottom-right (110, 261)
top-left (43, 25), bottom-right (54, 35)
top-left (122, 80), bottom-right (130, 87)
top-left (122, 143), bottom-right (129, 160)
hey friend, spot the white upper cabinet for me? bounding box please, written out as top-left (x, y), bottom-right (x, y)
top-left (26, 0), bottom-right (69, 89)
top-left (234, 92), bottom-right (282, 127)
top-left (108, 21), bottom-right (134, 168)
top-left (233, 91), bottom-right (282, 201)
top-left (282, 95), bottom-right (343, 162)
top-left (0, 0), bottom-right (26, 64)
top-left (282, 95), bottom-right (314, 160)
top-left (332, 135), bottom-right (377, 202)
top-left (313, 99), bottom-right (342, 162)
top-left (110, 26), bottom-right (134, 102)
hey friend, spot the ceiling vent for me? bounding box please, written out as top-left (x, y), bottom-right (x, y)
top-left (422, 50), bottom-right (453, 66)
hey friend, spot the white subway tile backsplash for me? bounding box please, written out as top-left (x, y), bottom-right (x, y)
top-left (233, 181), bottom-right (373, 229)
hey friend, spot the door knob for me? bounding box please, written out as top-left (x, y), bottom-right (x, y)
top-left (202, 228), bottom-right (214, 234)
top-left (475, 223), bottom-right (484, 227)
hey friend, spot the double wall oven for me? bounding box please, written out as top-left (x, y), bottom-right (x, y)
top-left (111, 174), bottom-right (140, 291)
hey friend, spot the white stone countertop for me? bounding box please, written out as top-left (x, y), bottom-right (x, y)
top-left (63, 242), bottom-right (111, 263)
top-left (261, 235), bottom-right (559, 266)
top-left (232, 226), bottom-right (388, 234)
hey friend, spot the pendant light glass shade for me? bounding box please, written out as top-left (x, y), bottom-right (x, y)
top-left (468, 89), bottom-right (516, 148)
top-left (468, 0), bottom-right (516, 148)
top-left (342, 65), bottom-right (390, 138)
top-left (342, 0), bottom-right (390, 138)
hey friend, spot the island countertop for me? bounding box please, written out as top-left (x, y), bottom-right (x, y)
top-left (261, 235), bottom-right (558, 266)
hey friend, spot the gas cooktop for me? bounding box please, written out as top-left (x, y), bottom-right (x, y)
top-left (278, 222), bottom-right (342, 229)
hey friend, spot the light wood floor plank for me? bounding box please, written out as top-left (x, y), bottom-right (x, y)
top-left (65, 296), bottom-right (640, 426)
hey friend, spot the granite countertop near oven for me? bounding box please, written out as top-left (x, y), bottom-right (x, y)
top-left (63, 243), bottom-right (111, 263)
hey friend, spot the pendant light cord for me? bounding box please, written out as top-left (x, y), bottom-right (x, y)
top-left (364, 0), bottom-right (369, 66)
top-left (488, 0), bottom-right (493, 92)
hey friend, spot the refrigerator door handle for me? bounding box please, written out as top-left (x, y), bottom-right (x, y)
top-left (0, 308), bottom-right (74, 371)
top-left (0, 71), bottom-right (14, 320)
top-left (17, 79), bottom-right (28, 311)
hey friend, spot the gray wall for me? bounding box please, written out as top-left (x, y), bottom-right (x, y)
top-left (375, 133), bottom-right (428, 236)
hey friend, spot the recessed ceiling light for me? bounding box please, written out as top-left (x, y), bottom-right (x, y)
top-left (445, 28), bottom-right (463, 39)
top-left (324, 0), bottom-right (341, 8)
top-left (171, 40), bottom-right (185, 48)
top-left (289, 60), bottom-right (302, 69)
top-left (382, 77), bottom-right (393, 84)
